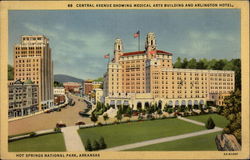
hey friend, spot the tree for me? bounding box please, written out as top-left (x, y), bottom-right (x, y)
top-left (213, 59), bottom-right (226, 70)
top-left (54, 81), bottom-right (63, 87)
top-left (167, 108), bottom-right (173, 114)
top-left (103, 113), bottom-right (109, 124)
top-left (157, 109), bottom-right (163, 118)
top-left (99, 137), bottom-right (107, 149)
top-left (116, 112), bottom-right (122, 122)
top-left (174, 57), bottom-right (182, 68)
top-left (207, 59), bottom-right (217, 69)
top-left (85, 139), bottom-right (92, 151)
top-left (90, 113), bottom-right (98, 126)
top-left (187, 58), bottom-right (197, 69)
top-left (196, 60), bottom-right (206, 69)
top-left (222, 89), bottom-right (241, 143)
top-left (205, 117), bottom-right (215, 129)
top-left (92, 140), bottom-right (100, 150)
top-left (181, 58), bottom-right (188, 68)
top-left (126, 107), bottom-right (132, 120)
top-left (8, 64), bottom-right (14, 80)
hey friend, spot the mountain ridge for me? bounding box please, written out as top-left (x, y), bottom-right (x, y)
top-left (54, 74), bottom-right (83, 83)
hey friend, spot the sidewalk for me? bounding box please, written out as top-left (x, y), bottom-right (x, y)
top-left (177, 116), bottom-right (222, 130)
top-left (61, 126), bottom-right (85, 151)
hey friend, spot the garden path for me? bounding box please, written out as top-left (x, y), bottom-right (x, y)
top-left (61, 126), bottom-right (85, 151)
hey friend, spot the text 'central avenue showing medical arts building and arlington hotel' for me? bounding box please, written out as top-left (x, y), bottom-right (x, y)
top-left (103, 32), bottom-right (235, 109)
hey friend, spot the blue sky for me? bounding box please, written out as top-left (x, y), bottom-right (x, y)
top-left (9, 9), bottom-right (240, 79)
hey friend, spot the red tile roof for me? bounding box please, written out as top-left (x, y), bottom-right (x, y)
top-left (156, 50), bottom-right (173, 56)
top-left (122, 51), bottom-right (145, 56)
top-left (121, 50), bottom-right (173, 57)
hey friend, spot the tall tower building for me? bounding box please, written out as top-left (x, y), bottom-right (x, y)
top-left (14, 35), bottom-right (54, 110)
top-left (114, 38), bottom-right (123, 62)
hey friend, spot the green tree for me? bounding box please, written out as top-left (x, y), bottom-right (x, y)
top-left (174, 57), bottom-right (182, 68)
top-left (213, 59), bottom-right (227, 70)
top-left (196, 60), bottom-right (206, 69)
top-left (116, 112), bottom-right (122, 122)
top-left (99, 137), bottom-right (107, 149)
top-left (157, 109), bottom-right (163, 118)
top-left (126, 107), bottom-right (133, 120)
top-left (222, 89), bottom-right (241, 143)
top-left (187, 58), bottom-right (197, 69)
top-left (103, 113), bottom-right (109, 124)
top-left (90, 113), bottom-right (98, 126)
top-left (85, 139), bottom-right (92, 151)
top-left (205, 117), bottom-right (215, 129)
top-left (181, 58), bottom-right (188, 68)
top-left (8, 64), bottom-right (14, 80)
top-left (207, 59), bottom-right (217, 69)
top-left (92, 140), bottom-right (100, 150)
top-left (167, 108), bottom-right (173, 114)
top-left (231, 59), bottom-right (241, 90)
top-left (54, 81), bottom-right (63, 87)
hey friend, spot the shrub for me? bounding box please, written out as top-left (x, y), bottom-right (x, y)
top-left (99, 137), bottom-right (107, 149)
top-left (138, 115), bottom-right (143, 121)
top-left (146, 114), bottom-right (153, 120)
top-left (97, 122), bottom-right (103, 126)
top-left (167, 108), bottom-right (173, 114)
top-left (233, 129), bottom-right (241, 144)
top-left (191, 111), bottom-right (198, 116)
top-left (205, 117), bottom-right (215, 129)
top-left (183, 112), bottom-right (189, 117)
top-left (92, 140), bottom-right (100, 150)
top-left (85, 139), bottom-right (92, 151)
top-left (29, 132), bottom-right (36, 137)
top-left (54, 127), bottom-right (61, 133)
top-left (223, 127), bottom-right (231, 134)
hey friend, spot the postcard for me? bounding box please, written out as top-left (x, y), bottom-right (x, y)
top-left (0, 0), bottom-right (249, 159)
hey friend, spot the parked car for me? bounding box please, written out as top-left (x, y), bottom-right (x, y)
top-left (75, 121), bottom-right (85, 125)
top-left (56, 121), bottom-right (66, 128)
top-left (44, 110), bottom-right (52, 113)
top-left (79, 111), bottom-right (90, 117)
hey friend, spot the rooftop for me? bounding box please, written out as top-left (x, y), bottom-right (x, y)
top-left (121, 50), bottom-right (173, 57)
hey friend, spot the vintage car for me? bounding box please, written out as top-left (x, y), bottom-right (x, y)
top-left (75, 121), bottom-right (85, 125)
top-left (56, 121), bottom-right (66, 128)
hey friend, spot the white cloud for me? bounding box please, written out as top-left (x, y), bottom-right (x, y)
top-left (23, 23), bottom-right (111, 79)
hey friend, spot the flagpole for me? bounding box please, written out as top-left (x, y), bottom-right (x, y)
top-left (138, 30), bottom-right (140, 51)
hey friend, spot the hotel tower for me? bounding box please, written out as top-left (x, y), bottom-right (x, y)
top-left (13, 35), bottom-right (54, 110)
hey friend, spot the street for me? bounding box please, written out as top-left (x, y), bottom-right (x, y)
top-left (8, 94), bottom-right (91, 136)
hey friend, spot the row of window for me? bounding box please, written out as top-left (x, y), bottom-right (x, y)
top-left (16, 46), bottom-right (42, 50)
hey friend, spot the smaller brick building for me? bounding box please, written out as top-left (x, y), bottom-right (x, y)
top-left (8, 79), bottom-right (39, 118)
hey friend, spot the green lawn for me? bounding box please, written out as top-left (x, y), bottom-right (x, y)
top-left (127, 131), bottom-right (221, 151)
top-left (78, 118), bottom-right (205, 148)
top-left (9, 133), bottom-right (66, 152)
top-left (186, 114), bottom-right (229, 128)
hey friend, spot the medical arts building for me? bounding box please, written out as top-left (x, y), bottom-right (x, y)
top-left (103, 32), bottom-right (235, 109)
top-left (8, 35), bottom-right (54, 118)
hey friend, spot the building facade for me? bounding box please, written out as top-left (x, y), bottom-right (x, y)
top-left (14, 35), bottom-right (54, 110)
top-left (94, 88), bottom-right (104, 104)
top-left (8, 80), bottom-right (39, 118)
top-left (54, 87), bottom-right (65, 95)
top-left (63, 82), bottom-right (81, 93)
top-left (83, 80), bottom-right (93, 95)
top-left (103, 32), bottom-right (235, 109)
